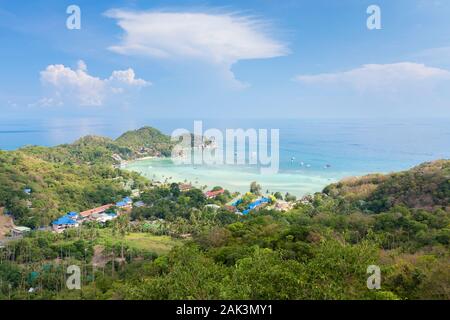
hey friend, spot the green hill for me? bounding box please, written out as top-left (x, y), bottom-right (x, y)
top-left (0, 134), bottom-right (449, 300)
top-left (0, 126), bottom-right (177, 227)
top-left (0, 150), bottom-right (149, 227)
top-left (20, 135), bottom-right (131, 165)
top-left (115, 126), bottom-right (173, 157)
top-left (19, 126), bottom-right (173, 166)
top-left (323, 160), bottom-right (450, 212)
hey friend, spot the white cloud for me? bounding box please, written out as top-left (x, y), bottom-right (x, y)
top-left (109, 69), bottom-right (149, 86)
top-left (295, 62), bottom-right (450, 91)
top-left (39, 60), bottom-right (150, 106)
top-left (105, 9), bottom-right (288, 86)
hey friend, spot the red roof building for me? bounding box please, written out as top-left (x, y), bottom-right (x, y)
top-left (205, 189), bottom-right (225, 199)
top-left (179, 183), bottom-right (192, 192)
top-left (80, 204), bottom-right (114, 218)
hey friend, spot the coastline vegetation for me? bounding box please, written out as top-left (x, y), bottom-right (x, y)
top-left (0, 126), bottom-right (448, 300)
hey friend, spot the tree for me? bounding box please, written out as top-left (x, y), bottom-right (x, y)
top-left (285, 193), bottom-right (297, 202)
top-left (273, 192), bottom-right (283, 200)
top-left (112, 214), bottom-right (130, 263)
top-left (250, 181), bottom-right (262, 195)
top-left (170, 183), bottom-right (181, 198)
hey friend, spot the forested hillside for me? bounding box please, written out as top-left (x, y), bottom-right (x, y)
top-left (19, 126), bottom-right (173, 166)
top-left (324, 160), bottom-right (450, 212)
top-left (0, 150), bottom-right (147, 227)
top-left (0, 126), bottom-right (174, 227)
top-left (0, 129), bottom-right (448, 300)
top-left (115, 126), bottom-right (173, 157)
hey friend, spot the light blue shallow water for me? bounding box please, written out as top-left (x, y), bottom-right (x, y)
top-left (2, 118), bottom-right (450, 196)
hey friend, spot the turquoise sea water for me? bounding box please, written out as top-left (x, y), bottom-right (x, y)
top-left (2, 118), bottom-right (450, 196)
top-left (123, 157), bottom-right (348, 197)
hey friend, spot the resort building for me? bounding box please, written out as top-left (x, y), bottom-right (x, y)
top-left (179, 183), bottom-right (192, 192)
top-left (116, 197), bottom-right (133, 210)
top-left (242, 197), bottom-right (271, 215)
top-left (91, 212), bottom-right (117, 223)
top-left (11, 226), bottom-right (31, 237)
top-left (205, 189), bottom-right (225, 199)
top-left (52, 213), bottom-right (79, 233)
top-left (51, 198), bottom-right (135, 233)
top-left (274, 200), bottom-right (294, 212)
top-left (80, 204), bottom-right (114, 220)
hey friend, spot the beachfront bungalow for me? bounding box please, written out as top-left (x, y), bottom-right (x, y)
top-left (205, 189), bottom-right (225, 199)
top-left (179, 183), bottom-right (192, 192)
top-left (274, 200), bottom-right (293, 212)
top-left (52, 215), bottom-right (79, 233)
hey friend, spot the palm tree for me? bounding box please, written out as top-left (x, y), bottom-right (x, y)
top-left (112, 215), bottom-right (130, 265)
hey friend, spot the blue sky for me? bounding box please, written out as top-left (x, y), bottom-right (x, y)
top-left (0, 0), bottom-right (450, 120)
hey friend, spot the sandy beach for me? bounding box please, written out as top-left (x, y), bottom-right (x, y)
top-left (122, 158), bottom-right (357, 196)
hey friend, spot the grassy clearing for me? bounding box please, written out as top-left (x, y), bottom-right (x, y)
top-left (97, 229), bottom-right (182, 255)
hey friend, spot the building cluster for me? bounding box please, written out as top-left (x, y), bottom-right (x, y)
top-left (273, 200), bottom-right (294, 212)
top-left (52, 197), bottom-right (133, 233)
top-left (204, 188), bottom-right (225, 199)
top-left (225, 195), bottom-right (297, 214)
top-left (179, 183), bottom-right (193, 192)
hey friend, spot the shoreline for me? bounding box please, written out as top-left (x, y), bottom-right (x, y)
top-left (121, 157), bottom-right (357, 197)
top-left (119, 156), bottom-right (157, 168)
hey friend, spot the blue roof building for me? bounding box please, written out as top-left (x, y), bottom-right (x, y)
top-left (52, 216), bottom-right (77, 226)
top-left (52, 212), bottom-right (80, 233)
top-left (116, 201), bottom-right (127, 207)
top-left (243, 197), bottom-right (270, 215)
top-left (116, 197), bottom-right (132, 208)
top-left (123, 197), bottom-right (132, 204)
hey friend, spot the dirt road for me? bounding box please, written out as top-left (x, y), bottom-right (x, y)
top-left (0, 207), bottom-right (14, 240)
